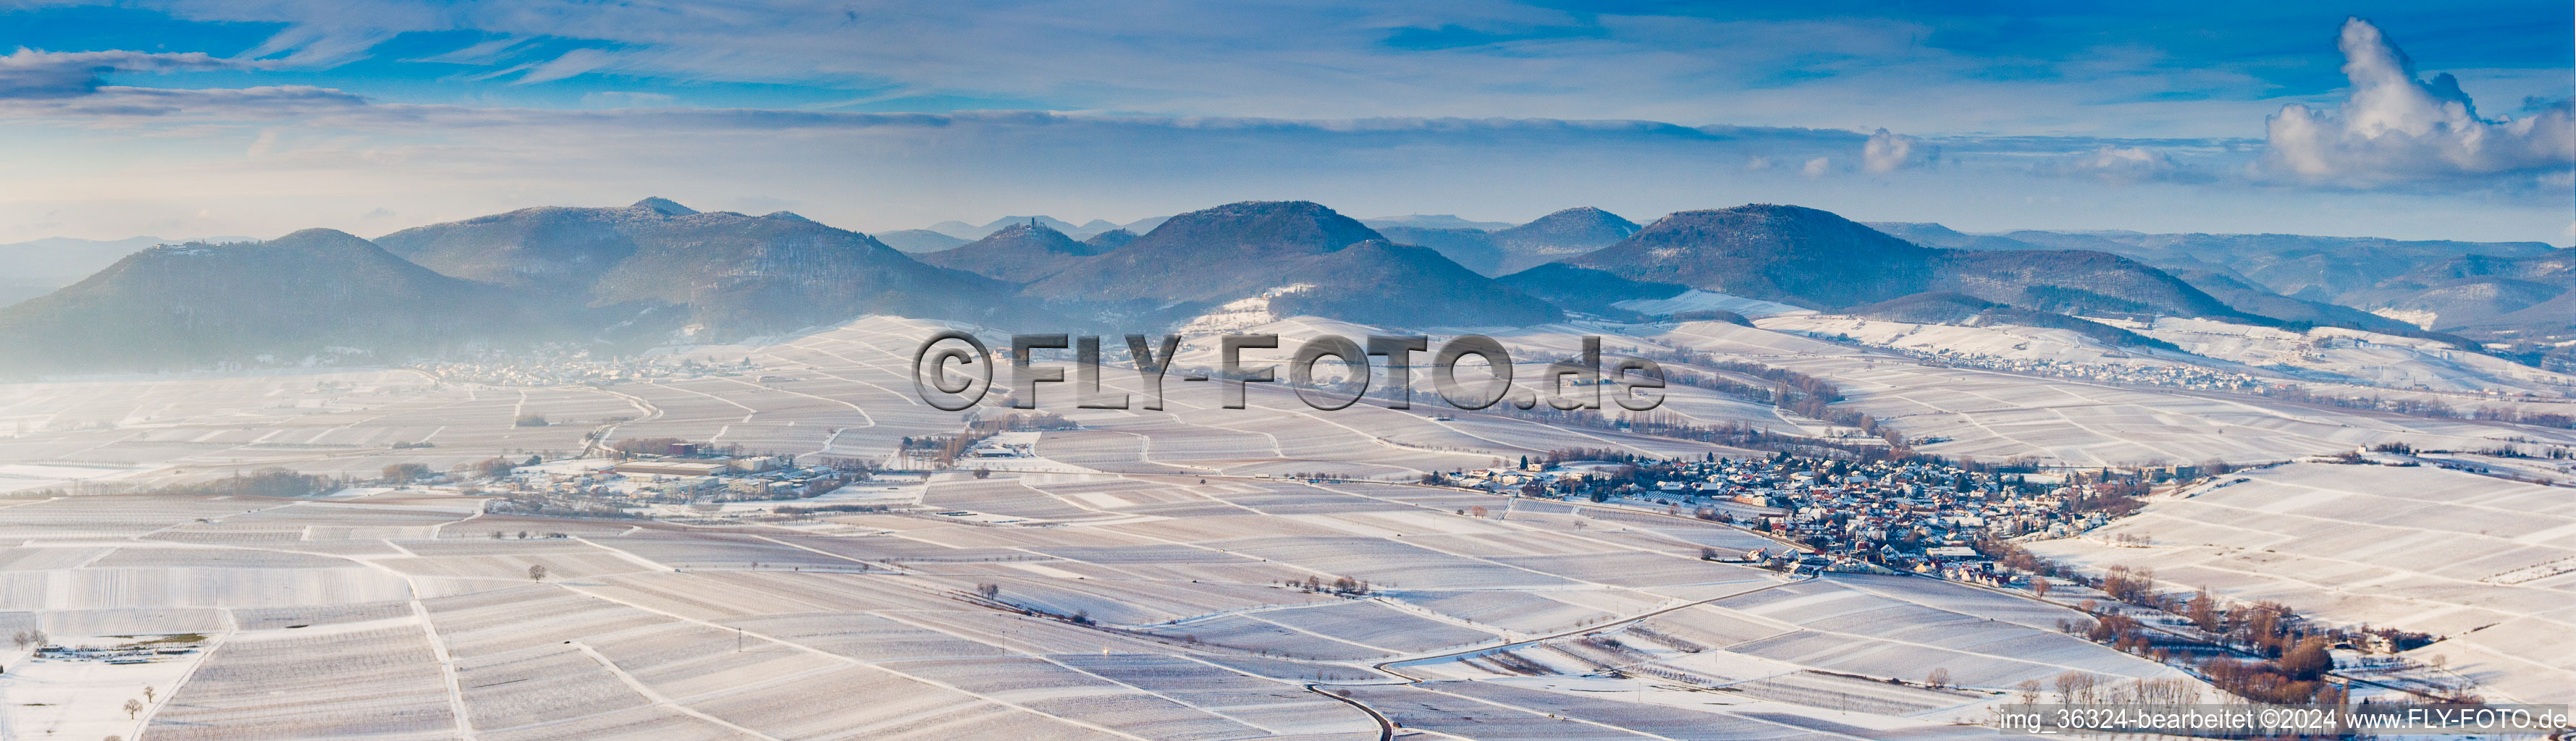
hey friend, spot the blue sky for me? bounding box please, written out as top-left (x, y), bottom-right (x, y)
top-left (0, 0), bottom-right (2568, 244)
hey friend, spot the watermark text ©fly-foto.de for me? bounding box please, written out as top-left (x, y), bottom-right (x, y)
top-left (913, 332), bottom-right (1667, 412)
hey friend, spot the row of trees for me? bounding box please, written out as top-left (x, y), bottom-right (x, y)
top-left (2013, 672), bottom-right (2208, 706)
top-left (1651, 356), bottom-right (1907, 448)
top-left (2064, 596), bottom-right (2344, 705)
top-left (1990, 537), bottom-right (2479, 706)
top-left (159, 468), bottom-right (339, 498)
top-left (1523, 405), bottom-right (1920, 462)
top-left (608, 437), bottom-right (739, 457)
top-left (1284, 575), bottom-right (1372, 595)
top-left (899, 430), bottom-right (993, 466)
top-left (379, 454), bottom-right (542, 485)
top-left (2260, 385), bottom-right (2576, 430)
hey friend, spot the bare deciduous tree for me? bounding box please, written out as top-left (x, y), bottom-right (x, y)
top-left (2016, 679), bottom-right (2044, 705)
top-left (124, 698), bottom-right (143, 719)
top-left (2186, 587), bottom-right (2220, 631)
top-left (527, 564), bottom-right (548, 582)
top-left (1924, 667), bottom-right (1951, 689)
top-left (2053, 671), bottom-right (2097, 704)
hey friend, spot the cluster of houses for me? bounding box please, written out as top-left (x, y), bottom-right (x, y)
top-left (496, 454), bottom-right (861, 506)
top-left (30, 640), bottom-right (201, 665)
top-left (409, 355), bottom-right (756, 387)
top-left (1452, 454), bottom-right (2155, 585)
top-left (1917, 350), bottom-right (2263, 391)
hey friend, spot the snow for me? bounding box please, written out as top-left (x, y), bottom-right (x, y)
top-left (2131, 317), bottom-right (2576, 394)
top-left (1616, 289), bottom-right (1817, 319)
top-left (2026, 462), bottom-right (2576, 703)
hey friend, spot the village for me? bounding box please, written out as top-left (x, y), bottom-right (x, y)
top-left (1439, 451), bottom-right (2186, 588)
top-left (429, 441), bottom-right (875, 518)
top-left (406, 354), bottom-right (762, 387)
top-left (1913, 350), bottom-right (2266, 391)
top-left (447, 420), bottom-right (2185, 592)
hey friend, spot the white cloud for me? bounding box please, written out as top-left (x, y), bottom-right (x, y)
top-left (404, 37), bottom-right (526, 65)
top-left (43, 0), bottom-right (2299, 137)
top-left (0, 83), bottom-right (367, 119)
top-left (581, 90), bottom-right (678, 109)
top-left (245, 128), bottom-right (281, 156)
top-left (2058, 145), bottom-right (2199, 184)
top-left (2263, 17), bottom-right (2574, 183)
top-left (0, 38), bottom-right (2564, 246)
top-left (237, 22), bottom-right (400, 67)
top-left (2083, 145), bottom-right (2161, 168)
top-left (0, 49), bottom-right (241, 99)
top-left (3, 102), bottom-right (2563, 247)
top-left (517, 48), bottom-right (620, 85)
top-left (1861, 128), bottom-right (1922, 173)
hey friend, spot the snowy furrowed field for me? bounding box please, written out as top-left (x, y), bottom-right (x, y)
top-left (1639, 321), bottom-right (2576, 465)
top-left (0, 467), bottom-right (2206, 740)
top-left (1, 314), bottom-right (2564, 737)
top-left (15, 313), bottom-right (2559, 489)
top-left (2026, 462), bottom-right (2576, 703)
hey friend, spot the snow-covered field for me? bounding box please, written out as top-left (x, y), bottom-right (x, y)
top-left (1615, 289), bottom-right (1817, 319)
top-left (2, 312), bottom-right (2572, 736)
top-left (6, 313), bottom-right (2569, 490)
top-left (2026, 462), bottom-right (2576, 703)
top-left (1758, 315), bottom-right (2170, 365)
top-left (2130, 318), bottom-right (2576, 394)
top-left (0, 472), bottom-right (2195, 739)
top-left (1756, 313), bottom-right (2576, 399)
top-left (1643, 320), bottom-right (2576, 465)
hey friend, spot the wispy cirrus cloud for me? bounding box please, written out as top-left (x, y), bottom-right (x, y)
top-left (0, 48), bottom-right (246, 99)
top-left (19, 0), bottom-right (2472, 137)
top-left (515, 48), bottom-right (621, 85)
top-left (0, 3), bottom-right (2567, 245)
top-left (0, 82), bottom-right (366, 118)
top-left (2045, 145), bottom-right (2215, 185)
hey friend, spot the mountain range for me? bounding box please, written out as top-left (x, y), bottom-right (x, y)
top-left (373, 198), bottom-right (1021, 340)
top-left (1559, 205), bottom-right (2241, 320)
top-left (925, 215), bottom-right (1150, 242)
top-left (1869, 221), bottom-right (2572, 347)
top-left (1361, 214), bottom-right (1516, 231)
top-left (0, 234), bottom-right (252, 308)
top-left (915, 221), bottom-right (1116, 283)
top-left (871, 229), bottom-right (969, 253)
top-left (0, 197), bottom-right (2565, 375)
top-left (0, 229), bottom-right (536, 372)
top-left (1019, 200), bottom-right (1563, 328)
top-left (1373, 207), bottom-right (1642, 276)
